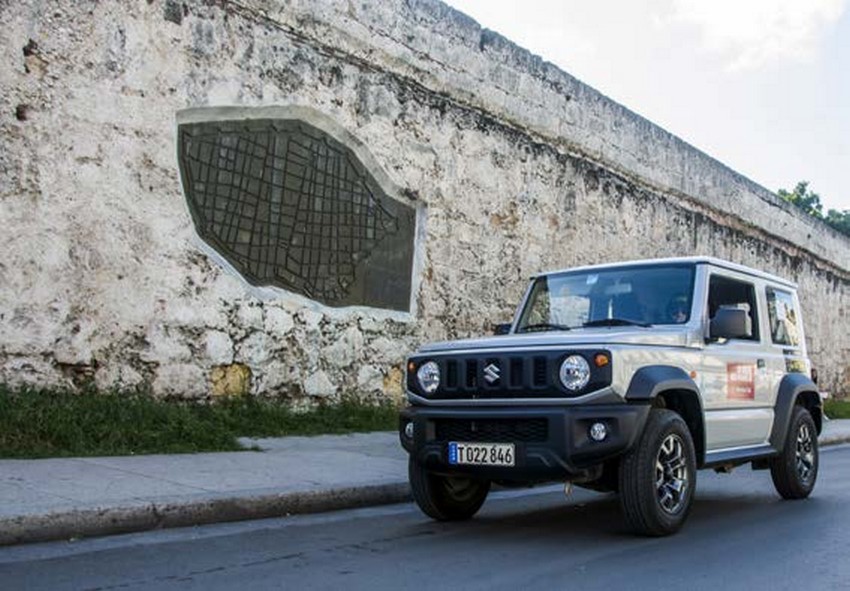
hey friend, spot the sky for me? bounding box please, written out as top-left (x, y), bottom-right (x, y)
top-left (445, 0), bottom-right (850, 211)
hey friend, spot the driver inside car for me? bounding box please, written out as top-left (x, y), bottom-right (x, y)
top-left (666, 294), bottom-right (689, 323)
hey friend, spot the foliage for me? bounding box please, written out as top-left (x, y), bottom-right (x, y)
top-left (777, 181), bottom-right (850, 237)
top-left (824, 209), bottom-right (850, 236)
top-left (0, 385), bottom-right (400, 458)
top-left (778, 181), bottom-right (824, 219)
top-left (825, 399), bottom-right (850, 420)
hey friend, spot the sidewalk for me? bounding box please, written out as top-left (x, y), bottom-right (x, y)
top-left (2, 421), bottom-right (849, 547)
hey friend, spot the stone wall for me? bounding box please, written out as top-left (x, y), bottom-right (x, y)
top-left (1, 0), bottom-right (848, 402)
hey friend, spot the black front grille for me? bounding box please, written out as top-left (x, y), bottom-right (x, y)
top-left (446, 360), bottom-right (459, 388)
top-left (434, 418), bottom-right (548, 443)
top-left (465, 359), bottom-right (478, 388)
top-left (407, 350), bottom-right (612, 399)
top-left (532, 356), bottom-right (547, 386)
top-left (509, 358), bottom-right (523, 387)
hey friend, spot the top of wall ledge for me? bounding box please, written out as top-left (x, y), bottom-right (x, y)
top-left (234, 0), bottom-right (850, 273)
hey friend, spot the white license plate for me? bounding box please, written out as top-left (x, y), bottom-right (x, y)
top-left (448, 442), bottom-right (515, 466)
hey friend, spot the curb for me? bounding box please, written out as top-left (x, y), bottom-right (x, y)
top-left (820, 435), bottom-right (850, 448)
top-left (0, 483), bottom-right (411, 547)
top-left (3, 436), bottom-right (848, 547)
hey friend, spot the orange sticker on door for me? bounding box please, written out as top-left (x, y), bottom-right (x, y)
top-left (727, 363), bottom-right (756, 400)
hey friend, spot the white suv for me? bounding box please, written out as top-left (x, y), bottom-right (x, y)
top-left (399, 257), bottom-right (822, 535)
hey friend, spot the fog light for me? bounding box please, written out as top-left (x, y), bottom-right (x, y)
top-left (589, 422), bottom-right (608, 442)
top-left (404, 421), bottom-right (415, 439)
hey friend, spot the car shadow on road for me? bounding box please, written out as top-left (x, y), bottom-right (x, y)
top-left (406, 487), bottom-right (823, 544)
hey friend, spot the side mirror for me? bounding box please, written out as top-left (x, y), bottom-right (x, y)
top-left (493, 323), bottom-right (512, 335)
top-left (710, 306), bottom-right (751, 340)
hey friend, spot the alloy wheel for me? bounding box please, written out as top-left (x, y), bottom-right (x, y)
top-left (795, 423), bottom-right (816, 483)
top-left (655, 434), bottom-right (689, 514)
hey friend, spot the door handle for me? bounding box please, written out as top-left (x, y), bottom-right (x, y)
top-left (757, 359), bottom-right (765, 369)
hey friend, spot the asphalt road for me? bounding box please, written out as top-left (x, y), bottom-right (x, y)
top-left (3, 444), bottom-right (850, 591)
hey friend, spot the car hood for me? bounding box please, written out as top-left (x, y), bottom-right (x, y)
top-left (417, 326), bottom-right (692, 354)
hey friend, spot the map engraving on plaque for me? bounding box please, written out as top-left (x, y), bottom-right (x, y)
top-left (177, 118), bottom-right (415, 311)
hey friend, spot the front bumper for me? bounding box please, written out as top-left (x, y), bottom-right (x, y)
top-left (399, 404), bottom-right (649, 482)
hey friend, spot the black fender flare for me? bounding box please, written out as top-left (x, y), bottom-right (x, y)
top-left (625, 365), bottom-right (701, 402)
top-left (769, 373), bottom-right (822, 450)
top-left (625, 365), bottom-right (706, 465)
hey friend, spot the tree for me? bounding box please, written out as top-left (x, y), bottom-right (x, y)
top-left (777, 181), bottom-right (823, 219)
top-left (777, 181), bottom-right (850, 238)
top-left (825, 209), bottom-right (850, 236)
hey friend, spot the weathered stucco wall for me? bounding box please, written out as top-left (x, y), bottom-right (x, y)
top-left (1, 0), bottom-right (848, 401)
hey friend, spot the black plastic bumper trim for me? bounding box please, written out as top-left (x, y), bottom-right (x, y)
top-left (400, 404), bottom-right (649, 482)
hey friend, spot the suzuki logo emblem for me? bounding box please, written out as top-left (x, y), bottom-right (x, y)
top-left (483, 363), bottom-right (500, 384)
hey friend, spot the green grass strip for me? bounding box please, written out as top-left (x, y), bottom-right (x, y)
top-left (825, 399), bottom-right (850, 420)
top-left (0, 385), bottom-right (399, 459)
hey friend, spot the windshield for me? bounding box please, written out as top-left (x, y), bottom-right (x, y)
top-left (516, 264), bottom-right (696, 332)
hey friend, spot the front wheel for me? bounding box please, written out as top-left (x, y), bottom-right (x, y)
top-left (618, 409), bottom-right (697, 536)
top-left (408, 458), bottom-right (490, 521)
top-left (770, 406), bottom-right (818, 499)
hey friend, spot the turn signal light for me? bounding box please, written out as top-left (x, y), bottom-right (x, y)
top-left (594, 353), bottom-right (610, 367)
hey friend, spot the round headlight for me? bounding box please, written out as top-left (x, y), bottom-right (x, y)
top-left (559, 355), bottom-right (591, 391)
top-left (416, 361), bottom-right (441, 394)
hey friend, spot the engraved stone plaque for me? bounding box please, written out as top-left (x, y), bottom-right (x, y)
top-left (177, 117), bottom-right (415, 311)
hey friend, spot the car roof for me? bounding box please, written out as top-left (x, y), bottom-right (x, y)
top-left (534, 256), bottom-right (797, 289)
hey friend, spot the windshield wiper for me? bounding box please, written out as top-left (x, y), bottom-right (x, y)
top-left (582, 318), bottom-right (652, 328)
top-left (519, 322), bottom-right (572, 333)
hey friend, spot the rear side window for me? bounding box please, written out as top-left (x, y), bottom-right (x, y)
top-left (766, 288), bottom-right (801, 346)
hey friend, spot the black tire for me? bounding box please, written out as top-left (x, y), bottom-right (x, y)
top-left (770, 406), bottom-right (818, 499)
top-left (618, 409), bottom-right (697, 536)
top-left (408, 458), bottom-right (490, 521)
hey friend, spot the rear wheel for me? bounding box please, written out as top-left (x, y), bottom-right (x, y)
top-left (770, 405), bottom-right (818, 499)
top-left (408, 458), bottom-right (490, 521)
top-left (618, 409), bottom-right (697, 536)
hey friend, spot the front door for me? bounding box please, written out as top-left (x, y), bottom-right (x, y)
top-left (700, 270), bottom-right (774, 450)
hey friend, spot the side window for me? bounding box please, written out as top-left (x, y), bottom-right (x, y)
top-left (766, 288), bottom-right (800, 346)
top-left (707, 275), bottom-right (760, 341)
